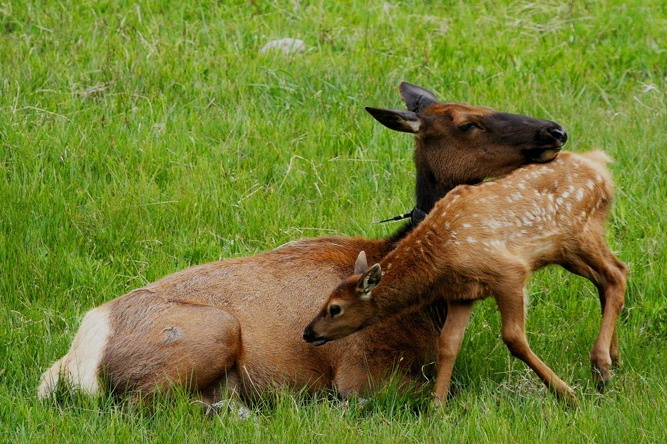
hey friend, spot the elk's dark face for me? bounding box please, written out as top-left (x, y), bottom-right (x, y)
top-left (418, 103), bottom-right (566, 178)
top-left (366, 82), bottom-right (567, 213)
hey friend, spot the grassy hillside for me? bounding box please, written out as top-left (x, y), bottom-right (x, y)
top-left (1, 1), bottom-right (666, 442)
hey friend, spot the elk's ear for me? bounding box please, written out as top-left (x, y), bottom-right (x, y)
top-left (399, 82), bottom-right (439, 113)
top-left (365, 107), bottom-right (421, 133)
top-left (354, 251), bottom-right (368, 275)
top-left (357, 264), bottom-right (382, 300)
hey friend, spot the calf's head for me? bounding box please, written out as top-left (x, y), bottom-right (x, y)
top-left (303, 252), bottom-right (383, 345)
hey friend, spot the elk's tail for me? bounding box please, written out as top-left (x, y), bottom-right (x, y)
top-left (37, 307), bottom-right (111, 399)
top-left (37, 359), bottom-right (64, 399)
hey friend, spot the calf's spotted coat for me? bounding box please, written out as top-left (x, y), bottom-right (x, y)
top-left (305, 151), bottom-right (627, 406)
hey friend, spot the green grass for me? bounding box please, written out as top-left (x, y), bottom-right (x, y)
top-left (2, 0), bottom-right (666, 442)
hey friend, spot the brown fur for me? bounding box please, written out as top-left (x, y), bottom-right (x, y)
top-left (305, 151), bottom-right (627, 407)
top-left (39, 82), bottom-right (568, 408)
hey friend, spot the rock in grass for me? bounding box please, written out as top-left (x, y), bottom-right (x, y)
top-left (260, 38), bottom-right (307, 54)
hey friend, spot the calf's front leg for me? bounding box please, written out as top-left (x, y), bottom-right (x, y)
top-left (433, 300), bottom-right (474, 404)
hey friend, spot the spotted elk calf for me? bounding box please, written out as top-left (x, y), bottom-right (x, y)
top-left (304, 151), bottom-right (627, 407)
top-left (39, 83), bottom-right (567, 411)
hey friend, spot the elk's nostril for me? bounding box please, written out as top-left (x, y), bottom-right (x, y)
top-left (548, 127), bottom-right (567, 144)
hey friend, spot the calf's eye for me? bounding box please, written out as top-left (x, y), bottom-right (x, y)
top-left (329, 305), bottom-right (342, 317)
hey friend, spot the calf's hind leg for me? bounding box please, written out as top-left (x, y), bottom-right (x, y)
top-left (562, 241), bottom-right (627, 391)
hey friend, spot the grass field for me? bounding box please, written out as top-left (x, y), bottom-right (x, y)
top-left (2, 0), bottom-right (666, 442)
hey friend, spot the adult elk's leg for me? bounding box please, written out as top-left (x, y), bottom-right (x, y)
top-left (495, 279), bottom-right (579, 407)
top-left (201, 369), bottom-right (252, 419)
top-left (433, 300), bottom-right (474, 404)
top-left (103, 294), bottom-right (243, 410)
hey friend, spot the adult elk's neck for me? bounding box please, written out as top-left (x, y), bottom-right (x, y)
top-left (386, 142), bottom-right (460, 248)
top-left (414, 137), bottom-right (468, 216)
top-left (414, 165), bottom-right (460, 216)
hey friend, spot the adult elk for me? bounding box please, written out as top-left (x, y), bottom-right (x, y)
top-left (304, 151), bottom-right (627, 407)
top-left (39, 83), bottom-right (567, 410)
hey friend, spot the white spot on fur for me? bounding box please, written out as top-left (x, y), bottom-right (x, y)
top-left (38, 307), bottom-right (111, 398)
top-left (576, 189), bottom-right (584, 201)
top-left (466, 236), bottom-right (477, 243)
top-left (462, 223), bottom-right (472, 228)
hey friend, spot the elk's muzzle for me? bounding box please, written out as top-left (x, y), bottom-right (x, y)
top-left (303, 325), bottom-right (328, 346)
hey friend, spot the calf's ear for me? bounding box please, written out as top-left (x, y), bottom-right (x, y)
top-left (357, 264), bottom-right (382, 300)
top-left (354, 251), bottom-right (368, 275)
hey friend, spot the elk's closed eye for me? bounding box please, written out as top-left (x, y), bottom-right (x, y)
top-left (458, 122), bottom-right (479, 133)
top-left (329, 305), bottom-right (342, 317)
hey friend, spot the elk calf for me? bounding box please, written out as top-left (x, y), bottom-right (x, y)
top-left (304, 151), bottom-right (627, 406)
